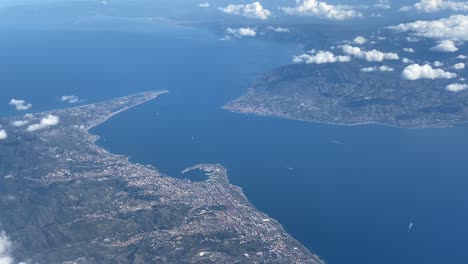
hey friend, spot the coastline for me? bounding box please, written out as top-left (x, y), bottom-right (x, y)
top-left (181, 163), bottom-right (324, 263)
top-left (77, 92), bottom-right (324, 263)
top-left (222, 102), bottom-right (460, 130)
top-left (0, 90), bottom-right (325, 262)
top-left (84, 90), bottom-right (169, 131)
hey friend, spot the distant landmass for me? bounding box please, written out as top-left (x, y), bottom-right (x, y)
top-left (0, 91), bottom-right (322, 264)
top-left (224, 62), bottom-right (468, 128)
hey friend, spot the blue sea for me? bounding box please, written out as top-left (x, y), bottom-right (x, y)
top-left (2, 22), bottom-right (468, 264)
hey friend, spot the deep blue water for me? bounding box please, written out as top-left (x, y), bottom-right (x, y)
top-left (2, 23), bottom-right (468, 264)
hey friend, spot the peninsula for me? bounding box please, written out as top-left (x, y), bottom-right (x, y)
top-left (0, 91), bottom-right (323, 263)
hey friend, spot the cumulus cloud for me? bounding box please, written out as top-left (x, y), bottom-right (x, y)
top-left (401, 0), bottom-right (468, 13)
top-left (60, 95), bottom-right (80, 104)
top-left (282, 0), bottom-right (361, 20)
top-left (0, 130), bottom-right (7, 140)
top-left (453, 62), bottom-right (465, 70)
top-left (220, 2), bottom-right (271, 20)
top-left (26, 115), bottom-right (60, 132)
top-left (11, 120), bottom-right (29, 127)
top-left (199, 2), bottom-right (209, 8)
top-left (446, 83), bottom-right (468, 92)
top-left (389, 15), bottom-right (468, 43)
top-left (341, 45), bottom-right (399, 62)
top-left (457, 55), bottom-right (467, 59)
top-left (292, 51), bottom-right (351, 64)
top-left (430, 40), bottom-right (459, 52)
top-left (224, 27), bottom-right (257, 39)
top-left (403, 47), bottom-right (415, 53)
top-left (8, 99), bottom-right (32, 111)
top-left (0, 231), bottom-right (13, 264)
top-left (378, 65), bottom-right (394, 72)
top-left (361, 65), bottom-right (394, 72)
top-left (353, 36), bottom-right (367, 45)
top-left (402, 64), bottom-right (457, 80)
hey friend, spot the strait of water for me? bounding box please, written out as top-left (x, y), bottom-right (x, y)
top-left (1, 23), bottom-right (468, 264)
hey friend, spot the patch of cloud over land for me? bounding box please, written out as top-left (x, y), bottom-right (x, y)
top-left (389, 15), bottom-right (468, 43)
top-left (0, 231), bottom-right (13, 264)
top-left (0, 130), bottom-right (7, 140)
top-left (293, 51), bottom-right (351, 64)
top-left (402, 64), bottom-right (457, 80)
top-left (401, 0), bottom-right (468, 13)
top-left (220, 2), bottom-right (271, 20)
top-left (430, 40), bottom-right (459, 52)
top-left (26, 115), bottom-right (60, 132)
top-left (341, 45), bottom-right (399, 62)
top-left (446, 83), bottom-right (468, 92)
top-left (281, 0), bottom-right (361, 20)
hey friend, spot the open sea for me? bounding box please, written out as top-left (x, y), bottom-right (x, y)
top-left (1, 21), bottom-right (468, 264)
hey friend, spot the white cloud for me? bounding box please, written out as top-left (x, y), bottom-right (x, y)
top-left (353, 36), bottom-right (367, 45)
top-left (402, 64), bottom-right (457, 80)
top-left (453, 62), bottom-right (465, 70)
top-left (11, 120), bottom-right (29, 127)
top-left (389, 15), bottom-right (468, 43)
top-left (378, 65), bottom-right (394, 72)
top-left (292, 51), bottom-right (351, 64)
top-left (456, 54), bottom-right (467, 59)
top-left (361, 65), bottom-right (394, 72)
top-left (60, 95), bottom-right (79, 104)
top-left (0, 231), bottom-right (13, 264)
top-left (446, 83), bottom-right (468, 92)
top-left (433, 61), bottom-right (444, 67)
top-left (402, 0), bottom-right (468, 13)
top-left (199, 2), bottom-right (209, 8)
top-left (403, 47), bottom-right (415, 53)
top-left (267, 26), bottom-right (290, 33)
top-left (0, 130), bottom-right (7, 140)
top-left (430, 40), bottom-right (458, 52)
top-left (220, 2), bottom-right (271, 20)
top-left (402, 58), bottom-right (414, 64)
top-left (341, 45), bottom-right (399, 62)
top-left (360, 67), bottom-right (375, 72)
top-left (8, 99), bottom-right (32, 111)
top-left (282, 0), bottom-right (361, 20)
top-left (225, 27), bottom-right (257, 39)
top-left (26, 115), bottom-right (60, 132)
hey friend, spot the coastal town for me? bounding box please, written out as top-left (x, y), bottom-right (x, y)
top-left (0, 91), bottom-right (323, 263)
